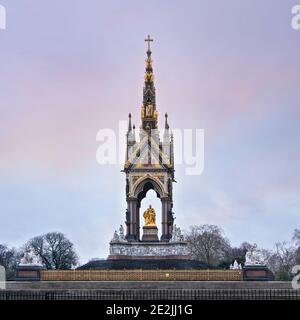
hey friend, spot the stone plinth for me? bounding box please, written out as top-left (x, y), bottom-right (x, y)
top-left (142, 225), bottom-right (159, 242)
top-left (243, 265), bottom-right (274, 281)
top-left (16, 265), bottom-right (44, 281)
top-left (78, 259), bottom-right (207, 269)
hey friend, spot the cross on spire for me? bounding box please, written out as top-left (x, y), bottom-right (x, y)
top-left (145, 35), bottom-right (153, 51)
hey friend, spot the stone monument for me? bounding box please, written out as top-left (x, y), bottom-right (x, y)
top-left (230, 260), bottom-right (242, 270)
top-left (107, 35), bottom-right (191, 262)
top-left (243, 244), bottom-right (274, 281)
top-left (16, 250), bottom-right (44, 281)
top-left (79, 36), bottom-right (209, 270)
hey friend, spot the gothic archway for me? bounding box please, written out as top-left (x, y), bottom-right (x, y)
top-left (136, 179), bottom-right (162, 241)
top-left (139, 189), bottom-right (161, 237)
top-left (125, 177), bottom-right (172, 242)
top-left (133, 177), bottom-right (164, 199)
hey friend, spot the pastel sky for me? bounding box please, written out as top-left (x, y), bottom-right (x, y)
top-left (0, 0), bottom-right (299, 264)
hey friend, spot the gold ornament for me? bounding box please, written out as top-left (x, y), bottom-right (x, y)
top-left (141, 106), bottom-right (145, 118)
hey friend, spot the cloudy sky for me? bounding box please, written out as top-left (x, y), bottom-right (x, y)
top-left (0, 0), bottom-right (299, 264)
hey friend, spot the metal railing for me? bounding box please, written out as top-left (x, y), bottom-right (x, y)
top-left (0, 289), bottom-right (299, 300)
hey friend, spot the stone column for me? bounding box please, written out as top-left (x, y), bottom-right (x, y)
top-left (167, 201), bottom-right (173, 239)
top-left (125, 208), bottom-right (130, 239)
top-left (126, 197), bottom-right (138, 241)
top-left (160, 197), bottom-right (169, 241)
top-left (136, 201), bottom-right (141, 241)
top-left (132, 198), bottom-right (139, 241)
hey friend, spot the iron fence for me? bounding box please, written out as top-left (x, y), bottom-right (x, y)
top-left (0, 289), bottom-right (299, 300)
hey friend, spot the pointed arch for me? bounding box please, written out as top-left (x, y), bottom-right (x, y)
top-left (132, 175), bottom-right (165, 200)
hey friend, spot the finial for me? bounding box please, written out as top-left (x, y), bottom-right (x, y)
top-left (128, 113), bottom-right (132, 132)
top-left (165, 113), bottom-right (169, 130)
top-left (145, 35), bottom-right (153, 52)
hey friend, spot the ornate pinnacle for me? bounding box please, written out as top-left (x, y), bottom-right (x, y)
top-left (128, 113), bottom-right (132, 132)
top-left (165, 113), bottom-right (169, 130)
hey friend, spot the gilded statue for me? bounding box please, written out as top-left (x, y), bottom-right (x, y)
top-left (146, 104), bottom-right (153, 117)
top-left (143, 205), bottom-right (156, 226)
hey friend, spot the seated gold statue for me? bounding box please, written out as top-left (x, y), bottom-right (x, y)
top-left (143, 205), bottom-right (156, 226)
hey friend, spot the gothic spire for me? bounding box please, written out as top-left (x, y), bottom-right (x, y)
top-left (141, 35), bottom-right (158, 131)
top-left (127, 113), bottom-right (135, 143)
top-left (163, 113), bottom-right (170, 145)
top-left (132, 124), bottom-right (136, 143)
top-left (165, 113), bottom-right (169, 130)
top-left (127, 113), bottom-right (132, 133)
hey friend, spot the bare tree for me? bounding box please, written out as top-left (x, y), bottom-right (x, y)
top-left (267, 241), bottom-right (296, 280)
top-left (185, 225), bottom-right (231, 266)
top-left (293, 229), bottom-right (300, 246)
top-left (295, 248), bottom-right (300, 265)
top-left (292, 229), bottom-right (300, 265)
top-left (220, 242), bottom-right (254, 268)
top-left (0, 244), bottom-right (21, 280)
top-left (24, 232), bottom-right (79, 269)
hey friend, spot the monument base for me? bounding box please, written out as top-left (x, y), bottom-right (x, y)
top-left (16, 265), bottom-right (44, 281)
top-left (108, 240), bottom-right (190, 260)
top-left (78, 258), bottom-right (208, 270)
top-left (243, 265), bottom-right (274, 281)
top-left (142, 225), bottom-right (159, 242)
